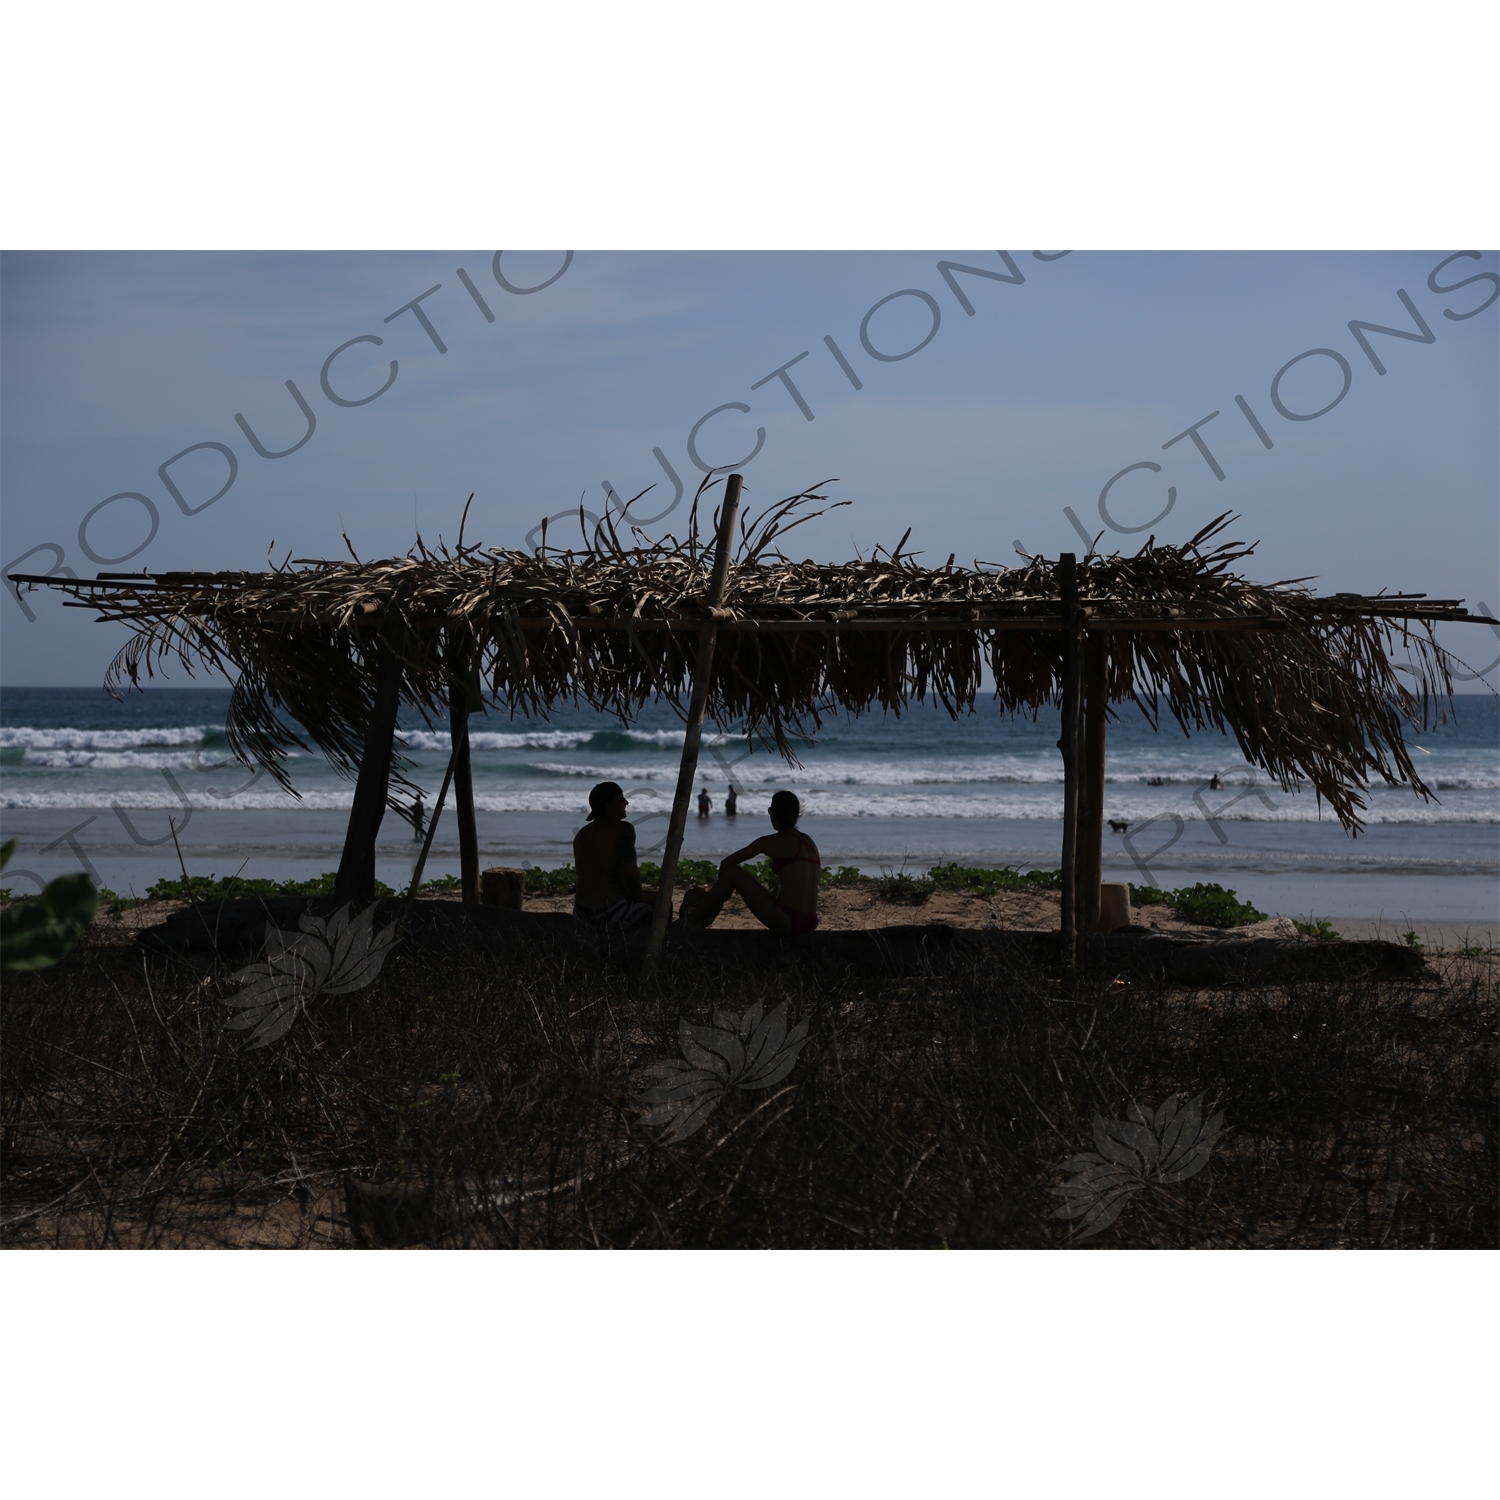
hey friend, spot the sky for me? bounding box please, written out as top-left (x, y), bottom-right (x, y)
top-left (3, 249), bottom-right (1497, 687)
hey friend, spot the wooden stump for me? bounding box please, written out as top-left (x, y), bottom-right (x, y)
top-left (1098, 882), bottom-right (1131, 932)
top-left (481, 867), bottom-right (526, 909)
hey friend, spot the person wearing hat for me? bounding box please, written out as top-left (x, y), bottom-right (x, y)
top-left (572, 781), bottom-right (652, 930)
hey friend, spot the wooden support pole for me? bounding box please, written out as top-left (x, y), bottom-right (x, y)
top-left (1082, 630), bottom-right (1107, 933)
top-left (1057, 554), bottom-right (1082, 973)
top-left (407, 743), bottom-right (458, 898)
top-left (448, 672), bottom-right (479, 904)
top-left (334, 628), bottom-right (404, 905)
top-left (643, 474), bottom-right (743, 973)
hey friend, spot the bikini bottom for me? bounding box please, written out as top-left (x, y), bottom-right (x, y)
top-left (777, 904), bottom-right (819, 935)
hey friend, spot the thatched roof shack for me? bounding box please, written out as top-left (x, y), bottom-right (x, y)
top-left (9, 482), bottom-right (1478, 952)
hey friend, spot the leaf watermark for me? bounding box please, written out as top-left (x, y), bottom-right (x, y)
top-left (221, 902), bottom-right (398, 1049)
top-left (636, 1000), bottom-right (809, 1144)
top-left (1051, 1093), bottom-right (1225, 1240)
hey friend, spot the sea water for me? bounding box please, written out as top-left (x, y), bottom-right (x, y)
top-left (3, 685), bottom-right (1496, 931)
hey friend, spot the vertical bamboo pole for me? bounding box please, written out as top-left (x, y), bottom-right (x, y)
top-left (334, 624), bottom-right (405, 905)
top-left (407, 741), bottom-right (458, 897)
top-left (1082, 631), bottom-right (1107, 932)
top-left (643, 473), bottom-right (743, 973)
top-left (1058, 554), bottom-right (1082, 972)
top-left (449, 672), bottom-right (479, 904)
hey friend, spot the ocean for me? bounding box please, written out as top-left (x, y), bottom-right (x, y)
top-left (3, 685), bottom-right (1497, 932)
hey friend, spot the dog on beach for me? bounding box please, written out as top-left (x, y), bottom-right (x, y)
top-left (1108, 819), bottom-right (1130, 833)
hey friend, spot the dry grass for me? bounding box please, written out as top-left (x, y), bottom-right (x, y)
top-left (3, 912), bottom-right (1494, 1249)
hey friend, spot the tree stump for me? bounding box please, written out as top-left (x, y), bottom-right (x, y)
top-left (1096, 882), bottom-right (1131, 932)
top-left (481, 868), bottom-right (526, 909)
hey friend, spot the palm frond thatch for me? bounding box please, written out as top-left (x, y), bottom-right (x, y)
top-left (16, 482), bottom-right (1469, 831)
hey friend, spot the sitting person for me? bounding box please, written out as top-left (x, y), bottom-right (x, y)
top-left (573, 781), bottom-right (652, 930)
top-left (679, 790), bottom-right (820, 935)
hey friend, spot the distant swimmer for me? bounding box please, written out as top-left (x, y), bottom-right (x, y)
top-left (725, 785), bottom-right (738, 817)
top-left (411, 794), bottom-right (425, 841)
top-left (697, 787), bottom-right (712, 818)
top-left (1108, 819), bottom-right (1130, 833)
top-left (1147, 776), bottom-right (1164, 787)
top-left (1208, 773), bottom-right (1222, 791)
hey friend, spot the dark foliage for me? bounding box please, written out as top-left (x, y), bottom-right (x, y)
top-left (140, 871), bottom-right (399, 903)
top-left (2, 926), bottom-right (1493, 1248)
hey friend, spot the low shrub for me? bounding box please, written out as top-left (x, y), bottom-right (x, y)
top-left (0, 840), bottom-right (97, 972)
top-left (1127, 881), bottom-right (1265, 928)
top-left (1167, 883), bottom-right (1266, 928)
top-left (875, 872), bottom-right (934, 905)
top-left (1294, 919), bottom-right (1342, 942)
top-left (524, 865), bottom-right (578, 896)
top-left (636, 858), bottom-right (721, 891)
top-left (144, 872), bottom-right (399, 902)
top-left (929, 863), bottom-right (1063, 897)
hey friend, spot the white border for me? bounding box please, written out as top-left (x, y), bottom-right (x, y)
top-left (2, 2), bottom-right (1496, 248)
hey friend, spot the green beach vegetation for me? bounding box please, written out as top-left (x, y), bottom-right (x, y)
top-left (10, 861), bottom-right (1278, 933)
top-left (0, 840), bottom-right (98, 972)
top-left (1129, 881), bottom-right (1267, 928)
top-left (1294, 919), bottom-right (1342, 942)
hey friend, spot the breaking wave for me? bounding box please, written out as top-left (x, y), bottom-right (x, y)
top-left (0, 725), bottom-right (222, 750)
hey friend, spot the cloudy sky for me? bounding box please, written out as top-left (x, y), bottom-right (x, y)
top-left (3, 248), bottom-right (1496, 685)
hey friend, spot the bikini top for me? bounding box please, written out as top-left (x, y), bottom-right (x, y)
top-left (770, 834), bottom-right (819, 874)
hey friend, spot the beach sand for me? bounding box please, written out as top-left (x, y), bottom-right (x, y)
top-left (84, 882), bottom-right (1470, 948)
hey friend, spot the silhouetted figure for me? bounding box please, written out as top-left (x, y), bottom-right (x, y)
top-left (697, 787), bottom-right (712, 818)
top-left (1208, 773), bottom-right (1222, 791)
top-left (679, 790), bottom-right (820, 935)
top-left (573, 781), bottom-right (651, 931)
top-left (412, 794), bottom-right (425, 842)
top-left (725, 785), bottom-right (738, 817)
top-left (1108, 819), bottom-right (1130, 833)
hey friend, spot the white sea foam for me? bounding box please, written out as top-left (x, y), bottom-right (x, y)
top-left (4, 785), bottom-right (1494, 823)
top-left (18, 749), bottom-right (281, 772)
top-left (398, 727), bottom-right (722, 752)
top-left (0, 725), bottom-right (214, 750)
top-left (400, 729), bottom-right (594, 752)
top-left (530, 761), bottom-right (680, 782)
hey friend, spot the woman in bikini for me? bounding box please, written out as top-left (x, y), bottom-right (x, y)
top-left (679, 789), bottom-right (820, 934)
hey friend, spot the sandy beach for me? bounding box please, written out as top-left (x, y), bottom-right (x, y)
top-left (83, 878), bottom-right (1493, 953)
